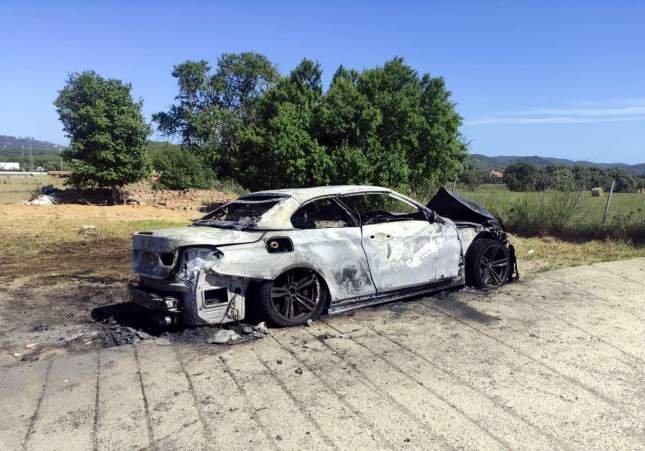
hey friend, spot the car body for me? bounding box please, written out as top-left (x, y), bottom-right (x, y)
top-left (129, 185), bottom-right (516, 327)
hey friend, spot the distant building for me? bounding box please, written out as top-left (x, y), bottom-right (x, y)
top-left (0, 162), bottom-right (20, 171)
top-left (490, 170), bottom-right (503, 179)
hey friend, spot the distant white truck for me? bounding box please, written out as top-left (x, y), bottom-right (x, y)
top-left (0, 162), bottom-right (20, 171)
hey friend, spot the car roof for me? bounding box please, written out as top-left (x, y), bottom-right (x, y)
top-left (246, 185), bottom-right (391, 204)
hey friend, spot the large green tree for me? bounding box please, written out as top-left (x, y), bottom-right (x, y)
top-left (153, 53), bottom-right (279, 178)
top-left (54, 71), bottom-right (151, 188)
top-left (157, 54), bottom-right (468, 192)
top-left (237, 59), bottom-right (333, 189)
top-left (503, 163), bottom-right (537, 191)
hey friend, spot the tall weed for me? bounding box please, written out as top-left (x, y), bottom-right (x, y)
top-left (503, 190), bottom-right (585, 236)
top-left (460, 189), bottom-right (644, 243)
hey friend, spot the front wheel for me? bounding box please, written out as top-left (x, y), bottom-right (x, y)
top-left (466, 239), bottom-right (511, 289)
top-left (257, 268), bottom-right (327, 327)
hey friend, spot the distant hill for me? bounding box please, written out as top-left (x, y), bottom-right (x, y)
top-left (0, 135), bottom-right (64, 155)
top-left (468, 154), bottom-right (645, 176)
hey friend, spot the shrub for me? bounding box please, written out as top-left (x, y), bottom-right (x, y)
top-left (503, 190), bottom-right (585, 236)
top-left (600, 209), bottom-right (645, 243)
top-left (153, 147), bottom-right (216, 190)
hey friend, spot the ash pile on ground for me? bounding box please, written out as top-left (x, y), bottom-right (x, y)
top-left (92, 302), bottom-right (270, 347)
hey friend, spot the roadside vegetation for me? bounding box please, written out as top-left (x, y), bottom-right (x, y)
top-left (456, 187), bottom-right (645, 244)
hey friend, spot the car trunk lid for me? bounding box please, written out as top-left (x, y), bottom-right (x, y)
top-left (133, 226), bottom-right (264, 253)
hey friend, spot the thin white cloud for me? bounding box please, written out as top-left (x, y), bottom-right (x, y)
top-left (503, 106), bottom-right (645, 117)
top-left (465, 101), bottom-right (645, 125)
top-left (466, 115), bottom-right (645, 125)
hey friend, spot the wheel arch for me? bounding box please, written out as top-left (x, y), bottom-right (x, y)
top-left (246, 264), bottom-right (333, 312)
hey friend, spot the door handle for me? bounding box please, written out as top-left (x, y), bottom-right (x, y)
top-left (369, 233), bottom-right (392, 240)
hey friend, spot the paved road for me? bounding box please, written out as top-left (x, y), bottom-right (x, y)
top-left (2, 258), bottom-right (644, 450)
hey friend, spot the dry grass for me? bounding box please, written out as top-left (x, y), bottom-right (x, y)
top-left (0, 205), bottom-right (194, 284)
top-left (0, 174), bottom-right (66, 203)
top-left (1, 205), bottom-right (193, 256)
top-left (510, 235), bottom-right (645, 273)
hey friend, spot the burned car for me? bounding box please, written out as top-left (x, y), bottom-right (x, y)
top-left (129, 186), bottom-right (517, 327)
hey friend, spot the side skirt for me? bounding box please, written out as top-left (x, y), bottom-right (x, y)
top-left (328, 277), bottom-right (464, 315)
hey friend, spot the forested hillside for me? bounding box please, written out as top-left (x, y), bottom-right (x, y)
top-left (469, 154), bottom-right (645, 176)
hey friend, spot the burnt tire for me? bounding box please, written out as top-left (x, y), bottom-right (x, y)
top-left (466, 239), bottom-right (511, 289)
top-left (257, 268), bottom-right (327, 327)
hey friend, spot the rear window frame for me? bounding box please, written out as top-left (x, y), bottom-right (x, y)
top-left (195, 194), bottom-right (289, 228)
top-left (289, 196), bottom-right (358, 230)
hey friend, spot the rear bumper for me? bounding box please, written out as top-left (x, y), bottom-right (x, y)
top-left (128, 282), bottom-right (181, 313)
top-left (128, 275), bottom-right (250, 326)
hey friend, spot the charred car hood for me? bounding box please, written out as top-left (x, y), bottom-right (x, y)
top-left (132, 226), bottom-right (264, 253)
top-left (427, 187), bottom-right (503, 229)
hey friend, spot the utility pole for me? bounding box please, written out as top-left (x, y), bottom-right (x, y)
top-left (602, 179), bottom-right (615, 225)
top-left (29, 138), bottom-right (34, 171)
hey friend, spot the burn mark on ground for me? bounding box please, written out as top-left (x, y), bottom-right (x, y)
top-left (429, 294), bottom-right (500, 325)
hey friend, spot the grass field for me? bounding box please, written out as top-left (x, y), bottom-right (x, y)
top-left (454, 188), bottom-right (645, 243)
top-left (0, 174), bottom-right (65, 203)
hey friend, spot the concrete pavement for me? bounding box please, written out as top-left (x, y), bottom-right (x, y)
top-left (2, 258), bottom-right (644, 450)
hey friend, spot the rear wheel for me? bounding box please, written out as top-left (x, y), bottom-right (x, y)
top-left (466, 239), bottom-right (511, 289)
top-left (258, 268), bottom-right (327, 327)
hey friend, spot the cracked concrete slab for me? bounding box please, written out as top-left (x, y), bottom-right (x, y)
top-left (1, 258), bottom-right (644, 450)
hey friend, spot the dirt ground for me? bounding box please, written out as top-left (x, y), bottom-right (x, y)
top-left (1, 259), bottom-right (644, 450)
top-left (0, 205), bottom-right (194, 365)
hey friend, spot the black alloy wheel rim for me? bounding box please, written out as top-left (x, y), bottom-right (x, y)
top-left (479, 245), bottom-right (510, 286)
top-left (270, 269), bottom-right (321, 321)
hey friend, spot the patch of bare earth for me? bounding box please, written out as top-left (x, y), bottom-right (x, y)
top-left (0, 204), bottom-right (199, 367)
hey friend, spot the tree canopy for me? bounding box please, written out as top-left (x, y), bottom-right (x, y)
top-left (155, 54), bottom-right (468, 191)
top-left (153, 53), bottom-right (279, 179)
top-left (54, 71), bottom-right (151, 188)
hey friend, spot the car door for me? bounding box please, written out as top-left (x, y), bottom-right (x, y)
top-left (289, 197), bottom-right (376, 301)
top-left (341, 192), bottom-right (460, 292)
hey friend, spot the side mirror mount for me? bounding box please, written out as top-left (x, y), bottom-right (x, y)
top-left (424, 210), bottom-right (435, 223)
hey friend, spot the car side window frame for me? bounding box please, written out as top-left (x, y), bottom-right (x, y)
top-left (339, 192), bottom-right (427, 225)
top-left (290, 196), bottom-right (358, 230)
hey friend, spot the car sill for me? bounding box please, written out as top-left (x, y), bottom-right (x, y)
top-left (328, 277), bottom-right (464, 315)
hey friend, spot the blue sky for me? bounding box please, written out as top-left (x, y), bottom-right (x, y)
top-left (1, 1), bottom-right (644, 164)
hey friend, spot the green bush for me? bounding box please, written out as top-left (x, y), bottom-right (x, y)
top-left (601, 209), bottom-right (645, 243)
top-left (460, 189), bottom-right (645, 243)
top-left (152, 147), bottom-right (216, 190)
top-left (503, 190), bottom-right (585, 236)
